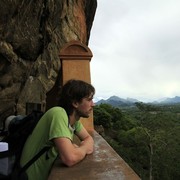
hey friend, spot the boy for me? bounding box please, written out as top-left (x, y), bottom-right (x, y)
top-left (20, 79), bottom-right (95, 180)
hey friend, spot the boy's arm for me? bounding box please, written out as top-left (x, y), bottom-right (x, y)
top-left (53, 127), bottom-right (94, 167)
top-left (75, 126), bottom-right (94, 154)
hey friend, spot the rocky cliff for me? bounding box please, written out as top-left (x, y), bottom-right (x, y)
top-left (0, 0), bottom-right (97, 123)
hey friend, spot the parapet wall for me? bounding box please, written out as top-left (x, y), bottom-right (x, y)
top-left (48, 131), bottom-right (141, 180)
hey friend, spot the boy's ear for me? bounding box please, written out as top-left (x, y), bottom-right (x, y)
top-left (72, 101), bottom-right (78, 108)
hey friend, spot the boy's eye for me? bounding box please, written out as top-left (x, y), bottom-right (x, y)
top-left (86, 97), bottom-right (93, 101)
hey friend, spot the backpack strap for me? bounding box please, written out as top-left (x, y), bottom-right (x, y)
top-left (20, 146), bottom-right (51, 173)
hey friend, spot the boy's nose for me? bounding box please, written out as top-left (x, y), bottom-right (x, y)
top-left (91, 101), bottom-right (95, 107)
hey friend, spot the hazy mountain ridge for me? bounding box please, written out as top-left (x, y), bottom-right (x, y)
top-left (156, 96), bottom-right (180, 104)
top-left (96, 95), bottom-right (180, 107)
top-left (96, 96), bottom-right (139, 107)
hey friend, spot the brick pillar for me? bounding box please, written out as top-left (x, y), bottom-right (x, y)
top-left (59, 40), bottom-right (94, 132)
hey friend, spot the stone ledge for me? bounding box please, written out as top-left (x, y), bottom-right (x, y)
top-left (48, 131), bottom-right (140, 180)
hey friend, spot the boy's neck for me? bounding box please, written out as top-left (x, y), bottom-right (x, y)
top-left (69, 111), bottom-right (79, 126)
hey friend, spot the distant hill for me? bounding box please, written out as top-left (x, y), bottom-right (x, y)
top-left (96, 95), bottom-right (180, 107)
top-left (96, 96), bottom-right (139, 107)
top-left (157, 96), bottom-right (180, 104)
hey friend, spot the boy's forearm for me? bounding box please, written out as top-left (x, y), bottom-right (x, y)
top-left (79, 135), bottom-right (94, 154)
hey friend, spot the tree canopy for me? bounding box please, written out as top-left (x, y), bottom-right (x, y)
top-left (94, 103), bottom-right (180, 180)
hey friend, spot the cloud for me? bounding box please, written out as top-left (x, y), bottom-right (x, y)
top-left (89, 0), bottom-right (180, 102)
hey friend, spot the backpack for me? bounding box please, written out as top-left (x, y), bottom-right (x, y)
top-left (0, 110), bottom-right (50, 180)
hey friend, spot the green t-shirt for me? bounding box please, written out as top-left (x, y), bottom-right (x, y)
top-left (20, 107), bottom-right (83, 180)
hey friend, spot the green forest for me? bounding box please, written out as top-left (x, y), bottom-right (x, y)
top-left (93, 102), bottom-right (180, 180)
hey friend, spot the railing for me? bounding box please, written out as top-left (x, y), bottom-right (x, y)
top-left (48, 131), bottom-right (140, 180)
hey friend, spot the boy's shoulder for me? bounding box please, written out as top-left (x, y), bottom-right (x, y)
top-left (44, 107), bottom-right (67, 119)
top-left (47, 106), bottom-right (66, 113)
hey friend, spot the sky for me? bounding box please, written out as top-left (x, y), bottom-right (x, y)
top-left (89, 0), bottom-right (180, 102)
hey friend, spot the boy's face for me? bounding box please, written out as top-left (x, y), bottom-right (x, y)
top-left (74, 93), bottom-right (95, 118)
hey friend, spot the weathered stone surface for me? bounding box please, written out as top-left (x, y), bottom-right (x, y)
top-left (48, 131), bottom-right (141, 180)
top-left (0, 0), bottom-right (97, 124)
